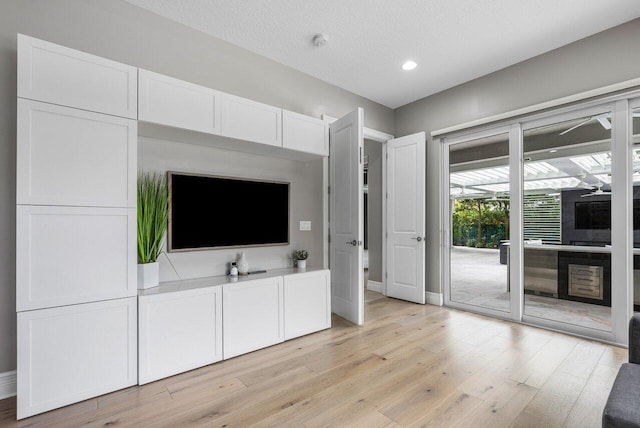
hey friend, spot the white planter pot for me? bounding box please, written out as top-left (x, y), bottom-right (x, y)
top-left (297, 259), bottom-right (307, 269)
top-left (138, 262), bottom-right (159, 289)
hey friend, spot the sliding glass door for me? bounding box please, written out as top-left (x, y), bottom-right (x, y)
top-left (444, 128), bottom-right (513, 317)
top-left (442, 97), bottom-right (638, 343)
top-left (522, 108), bottom-right (613, 334)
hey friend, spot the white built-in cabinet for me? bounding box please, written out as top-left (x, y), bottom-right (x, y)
top-left (16, 205), bottom-right (136, 311)
top-left (17, 34), bottom-right (137, 119)
top-left (137, 68), bottom-right (327, 157)
top-left (220, 93), bottom-right (283, 147)
top-left (16, 99), bottom-right (137, 207)
top-left (282, 110), bottom-right (328, 156)
top-left (138, 69), bottom-right (222, 135)
top-left (223, 276), bottom-right (285, 359)
top-left (284, 270), bottom-right (331, 340)
top-left (17, 297), bottom-right (137, 419)
top-left (15, 34), bottom-right (331, 420)
top-left (138, 286), bottom-right (223, 385)
top-left (16, 35), bottom-right (138, 419)
top-left (137, 269), bottom-right (330, 383)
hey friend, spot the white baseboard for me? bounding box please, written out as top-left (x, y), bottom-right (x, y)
top-left (0, 370), bottom-right (16, 400)
top-left (426, 291), bottom-right (444, 306)
top-left (367, 280), bottom-right (383, 293)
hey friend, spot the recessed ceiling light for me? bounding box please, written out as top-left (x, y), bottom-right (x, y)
top-left (402, 60), bottom-right (417, 71)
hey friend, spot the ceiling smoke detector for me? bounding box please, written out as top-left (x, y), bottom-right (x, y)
top-left (313, 34), bottom-right (328, 47)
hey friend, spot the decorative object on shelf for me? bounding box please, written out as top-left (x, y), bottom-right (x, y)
top-left (237, 252), bottom-right (249, 275)
top-left (230, 261), bottom-right (238, 276)
top-left (137, 171), bottom-right (169, 289)
top-left (293, 249), bottom-right (309, 269)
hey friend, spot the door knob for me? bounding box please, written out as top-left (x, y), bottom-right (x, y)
top-left (346, 239), bottom-right (357, 246)
top-left (411, 237), bottom-right (423, 242)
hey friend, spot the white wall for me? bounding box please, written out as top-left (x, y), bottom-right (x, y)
top-left (0, 0), bottom-right (394, 374)
top-left (139, 137), bottom-right (324, 280)
top-left (395, 18), bottom-right (640, 294)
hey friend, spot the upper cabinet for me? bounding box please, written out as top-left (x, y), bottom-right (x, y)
top-left (221, 93), bottom-right (282, 147)
top-left (282, 110), bottom-right (328, 156)
top-left (138, 69), bottom-right (221, 135)
top-left (17, 34), bottom-right (137, 119)
top-left (16, 99), bottom-right (137, 208)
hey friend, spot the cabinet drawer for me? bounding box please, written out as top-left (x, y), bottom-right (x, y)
top-left (569, 264), bottom-right (602, 278)
top-left (17, 34), bottom-right (137, 118)
top-left (223, 276), bottom-right (284, 359)
top-left (16, 205), bottom-right (136, 311)
top-left (221, 93), bottom-right (282, 147)
top-left (17, 99), bottom-right (136, 208)
top-left (569, 275), bottom-right (601, 286)
top-left (284, 270), bottom-right (331, 340)
top-left (569, 282), bottom-right (603, 299)
top-left (282, 110), bottom-right (327, 156)
top-left (138, 286), bottom-right (223, 385)
top-left (138, 69), bottom-right (221, 135)
top-left (17, 297), bottom-right (137, 419)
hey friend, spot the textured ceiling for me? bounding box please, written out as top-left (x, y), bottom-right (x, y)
top-left (124, 0), bottom-right (640, 109)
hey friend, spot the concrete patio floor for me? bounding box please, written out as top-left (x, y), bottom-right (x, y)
top-left (450, 246), bottom-right (612, 332)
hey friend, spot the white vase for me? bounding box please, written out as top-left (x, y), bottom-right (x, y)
top-left (297, 259), bottom-right (307, 269)
top-left (237, 252), bottom-right (249, 275)
top-left (137, 261), bottom-right (159, 289)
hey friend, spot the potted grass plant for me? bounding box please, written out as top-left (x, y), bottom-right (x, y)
top-left (137, 171), bottom-right (169, 289)
top-left (293, 249), bottom-right (309, 269)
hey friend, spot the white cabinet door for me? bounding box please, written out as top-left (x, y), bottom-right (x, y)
top-left (284, 270), bottom-right (331, 340)
top-left (221, 93), bottom-right (282, 147)
top-left (138, 286), bottom-right (223, 385)
top-left (223, 277), bottom-right (284, 359)
top-left (16, 99), bottom-right (136, 208)
top-left (16, 205), bottom-right (136, 311)
top-left (138, 69), bottom-right (221, 135)
top-left (17, 297), bottom-right (137, 419)
top-left (282, 110), bottom-right (327, 156)
top-left (17, 34), bottom-right (137, 119)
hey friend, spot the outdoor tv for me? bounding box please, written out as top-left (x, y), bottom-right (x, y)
top-left (575, 200), bottom-right (611, 230)
top-left (168, 172), bottom-right (289, 251)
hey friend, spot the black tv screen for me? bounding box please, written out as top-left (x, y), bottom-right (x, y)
top-left (575, 200), bottom-right (611, 230)
top-left (168, 172), bottom-right (289, 251)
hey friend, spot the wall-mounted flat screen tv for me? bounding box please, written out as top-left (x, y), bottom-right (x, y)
top-left (168, 172), bottom-right (289, 251)
top-left (575, 200), bottom-right (611, 230)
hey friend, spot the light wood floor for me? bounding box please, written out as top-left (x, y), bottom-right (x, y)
top-left (0, 290), bottom-right (627, 427)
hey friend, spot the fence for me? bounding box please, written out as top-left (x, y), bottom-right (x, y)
top-left (452, 224), bottom-right (507, 248)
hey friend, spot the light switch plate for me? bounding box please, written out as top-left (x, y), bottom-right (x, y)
top-left (299, 221), bottom-right (311, 231)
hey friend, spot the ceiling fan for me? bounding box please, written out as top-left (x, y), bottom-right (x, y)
top-left (580, 182), bottom-right (611, 197)
top-left (560, 111), bottom-right (640, 135)
top-left (575, 173), bottom-right (592, 189)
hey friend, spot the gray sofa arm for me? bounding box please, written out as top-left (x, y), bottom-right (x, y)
top-left (631, 314), bottom-right (640, 364)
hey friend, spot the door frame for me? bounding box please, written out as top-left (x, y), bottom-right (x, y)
top-left (323, 114), bottom-right (393, 297)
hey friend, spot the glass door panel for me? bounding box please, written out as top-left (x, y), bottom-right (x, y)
top-left (448, 132), bottom-right (511, 313)
top-left (523, 113), bottom-right (612, 332)
top-left (634, 107), bottom-right (640, 314)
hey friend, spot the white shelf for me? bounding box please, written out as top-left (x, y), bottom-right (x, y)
top-left (138, 267), bottom-right (326, 297)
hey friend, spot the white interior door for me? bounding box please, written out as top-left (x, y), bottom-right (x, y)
top-left (385, 132), bottom-right (426, 304)
top-left (329, 108), bottom-right (364, 325)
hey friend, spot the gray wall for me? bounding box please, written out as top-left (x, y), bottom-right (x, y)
top-left (395, 18), bottom-right (640, 295)
top-left (139, 137), bottom-right (324, 280)
top-left (364, 140), bottom-right (383, 282)
top-left (0, 0), bottom-right (394, 373)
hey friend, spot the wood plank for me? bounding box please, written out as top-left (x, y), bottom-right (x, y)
top-left (0, 294), bottom-right (626, 427)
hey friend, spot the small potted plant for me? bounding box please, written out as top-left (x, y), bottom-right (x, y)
top-left (293, 249), bottom-right (309, 269)
top-left (137, 171), bottom-right (168, 289)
